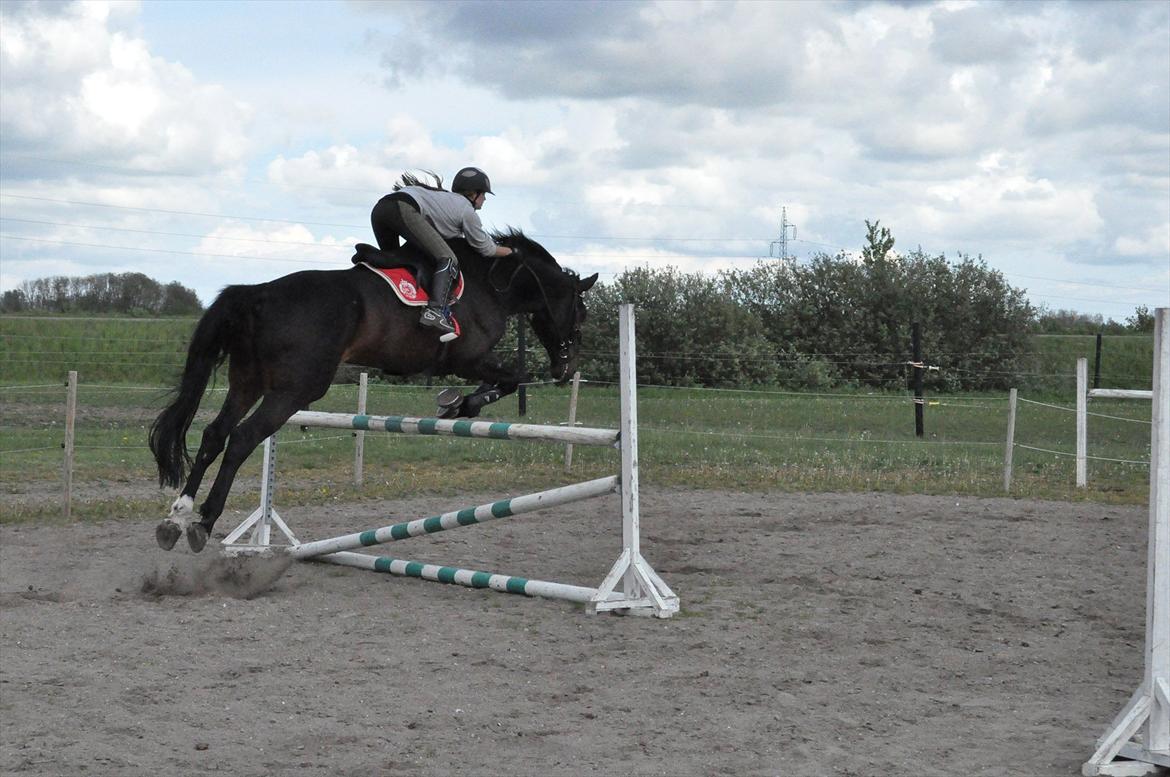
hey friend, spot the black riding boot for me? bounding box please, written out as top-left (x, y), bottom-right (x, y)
top-left (420, 261), bottom-right (457, 340)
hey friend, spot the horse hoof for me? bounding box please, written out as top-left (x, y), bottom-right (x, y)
top-left (436, 388), bottom-right (463, 419)
top-left (186, 523), bottom-right (210, 554)
top-left (156, 520), bottom-right (182, 551)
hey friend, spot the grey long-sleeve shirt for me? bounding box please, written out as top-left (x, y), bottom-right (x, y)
top-left (396, 186), bottom-right (497, 257)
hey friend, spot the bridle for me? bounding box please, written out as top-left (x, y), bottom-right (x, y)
top-left (489, 250), bottom-right (581, 365)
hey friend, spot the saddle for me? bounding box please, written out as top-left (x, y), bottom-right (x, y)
top-left (351, 243), bottom-right (465, 308)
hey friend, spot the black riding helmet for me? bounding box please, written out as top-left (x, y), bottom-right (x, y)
top-left (452, 166), bottom-right (493, 195)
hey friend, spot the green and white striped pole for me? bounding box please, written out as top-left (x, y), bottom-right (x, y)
top-left (289, 476), bottom-right (618, 560)
top-left (287, 411), bottom-right (619, 448)
top-left (319, 550), bottom-right (623, 604)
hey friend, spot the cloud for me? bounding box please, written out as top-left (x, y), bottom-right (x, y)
top-left (369, 0), bottom-right (821, 107)
top-left (912, 151), bottom-right (1102, 245)
top-left (1115, 223), bottom-right (1170, 258)
top-left (193, 222), bottom-right (363, 280)
top-left (3, 1), bottom-right (1164, 315)
top-left (0, 0), bottom-right (251, 177)
top-left (367, 1), bottom-right (1166, 270)
top-left (265, 116), bottom-right (483, 209)
top-left (929, 4), bottom-right (1032, 65)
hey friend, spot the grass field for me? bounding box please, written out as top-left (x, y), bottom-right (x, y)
top-left (1024, 333), bottom-right (1155, 393)
top-left (0, 371), bottom-right (1154, 525)
top-left (0, 314), bottom-right (1156, 393)
top-left (0, 313), bottom-right (1156, 524)
top-left (0, 315), bottom-right (195, 385)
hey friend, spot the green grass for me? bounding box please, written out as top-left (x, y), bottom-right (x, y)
top-left (1, 314), bottom-right (1156, 394)
top-left (1023, 333), bottom-right (1155, 394)
top-left (1, 313), bottom-right (1156, 523)
top-left (0, 315), bottom-right (197, 385)
top-left (0, 376), bottom-right (1154, 525)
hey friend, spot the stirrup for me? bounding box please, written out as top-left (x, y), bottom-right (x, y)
top-left (420, 307), bottom-right (457, 339)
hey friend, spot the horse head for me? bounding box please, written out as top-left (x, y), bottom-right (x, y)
top-left (492, 230), bottom-right (599, 383)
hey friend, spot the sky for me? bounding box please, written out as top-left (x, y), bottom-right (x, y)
top-left (0, 0), bottom-right (1167, 320)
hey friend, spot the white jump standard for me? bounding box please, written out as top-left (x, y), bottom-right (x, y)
top-left (1083, 307), bottom-right (1169, 776)
top-left (222, 304), bottom-right (679, 618)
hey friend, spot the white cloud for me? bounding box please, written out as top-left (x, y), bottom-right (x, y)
top-left (2, 0), bottom-right (1166, 316)
top-left (265, 116), bottom-right (469, 207)
top-left (909, 152), bottom-right (1100, 242)
top-left (175, 222), bottom-right (360, 293)
top-left (0, 0), bottom-right (251, 174)
top-left (1115, 223), bottom-right (1170, 258)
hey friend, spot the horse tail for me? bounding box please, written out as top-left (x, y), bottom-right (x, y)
top-left (149, 285), bottom-right (253, 488)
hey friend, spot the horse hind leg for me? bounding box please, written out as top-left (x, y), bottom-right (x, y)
top-left (156, 380), bottom-right (260, 550)
top-left (185, 392), bottom-right (305, 553)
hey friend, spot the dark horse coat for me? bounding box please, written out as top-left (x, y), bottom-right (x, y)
top-left (149, 230), bottom-right (597, 552)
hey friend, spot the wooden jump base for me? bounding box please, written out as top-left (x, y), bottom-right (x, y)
top-left (1082, 307), bottom-right (1168, 776)
top-left (222, 304), bottom-right (678, 619)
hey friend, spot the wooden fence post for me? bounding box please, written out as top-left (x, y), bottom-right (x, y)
top-left (1076, 357), bottom-right (1088, 487)
top-left (63, 370), bottom-right (77, 520)
top-left (564, 371), bottom-right (581, 472)
top-left (1003, 388), bottom-right (1017, 492)
top-left (1093, 332), bottom-right (1103, 390)
top-left (912, 322), bottom-right (924, 438)
top-left (355, 372), bottom-right (367, 486)
top-left (517, 316), bottom-right (527, 416)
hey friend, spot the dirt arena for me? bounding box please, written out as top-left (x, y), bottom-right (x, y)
top-left (0, 487), bottom-right (1152, 776)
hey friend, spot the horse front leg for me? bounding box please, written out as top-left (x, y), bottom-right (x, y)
top-left (444, 356), bottom-right (526, 419)
top-left (458, 380), bottom-right (520, 418)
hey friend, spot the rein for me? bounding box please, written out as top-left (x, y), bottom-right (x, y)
top-left (489, 252), bottom-right (580, 362)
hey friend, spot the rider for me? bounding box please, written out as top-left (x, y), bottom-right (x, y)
top-left (370, 167), bottom-right (517, 340)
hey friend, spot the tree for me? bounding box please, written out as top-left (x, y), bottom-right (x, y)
top-left (7, 273), bottom-right (202, 315)
top-left (1033, 308), bottom-right (1129, 334)
top-left (580, 266), bottom-right (781, 386)
top-left (1126, 305), bottom-right (1155, 333)
top-left (0, 289), bottom-right (28, 312)
top-left (861, 219), bottom-right (895, 263)
top-left (719, 221), bottom-right (1035, 390)
top-left (161, 282), bottom-right (202, 315)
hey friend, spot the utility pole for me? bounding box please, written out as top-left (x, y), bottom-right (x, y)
top-left (770, 206), bottom-right (797, 261)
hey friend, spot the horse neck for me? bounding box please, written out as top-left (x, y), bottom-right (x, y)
top-left (466, 254), bottom-right (545, 316)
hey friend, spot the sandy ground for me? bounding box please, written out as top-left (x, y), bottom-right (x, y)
top-left (0, 487), bottom-right (1154, 777)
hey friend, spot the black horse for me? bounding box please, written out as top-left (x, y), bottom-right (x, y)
top-left (149, 230), bottom-right (597, 553)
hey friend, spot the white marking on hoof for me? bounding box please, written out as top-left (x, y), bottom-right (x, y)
top-left (168, 495), bottom-right (194, 527)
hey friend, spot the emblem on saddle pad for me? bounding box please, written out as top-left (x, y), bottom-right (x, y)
top-left (358, 262), bottom-right (465, 308)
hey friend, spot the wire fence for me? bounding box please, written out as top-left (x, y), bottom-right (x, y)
top-left (0, 365), bottom-right (1155, 523)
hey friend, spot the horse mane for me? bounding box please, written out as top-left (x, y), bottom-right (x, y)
top-left (488, 228), bottom-right (581, 293)
top-left (393, 170), bottom-right (446, 192)
top-left (491, 228), bottom-right (561, 270)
